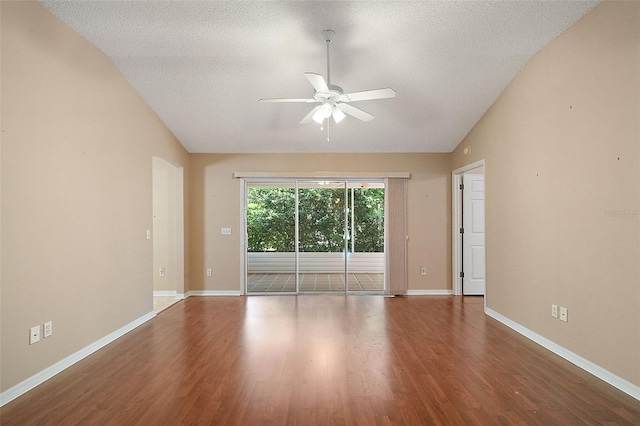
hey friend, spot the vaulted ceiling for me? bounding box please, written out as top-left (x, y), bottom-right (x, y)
top-left (40, 1), bottom-right (600, 153)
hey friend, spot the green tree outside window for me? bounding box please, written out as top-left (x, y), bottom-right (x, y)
top-left (247, 187), bottom-right (384, 253)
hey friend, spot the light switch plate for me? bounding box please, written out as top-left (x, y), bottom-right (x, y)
top-left (559, 307), bottom-right (568, 322)
top-left (30, 326), bottom-right (41, 344)
top-left (221, 228), bottom-right (232, 235)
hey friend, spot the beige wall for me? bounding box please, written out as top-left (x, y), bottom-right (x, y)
top-left (1, 1), bottom-right (190, 392)
top-left (452, 0), bottom-right (639, 386)
top-left (152, 157), bottom-right (184, 293)
top-left (189, 154), bottom-right (451, 293)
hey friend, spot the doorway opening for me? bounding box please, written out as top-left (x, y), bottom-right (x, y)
top-left (244, 179), bottom-right (385, 295)
top-left (452, 160), bottom-right (486, 298)
top-left (152, 157), bottom-right (185, 312)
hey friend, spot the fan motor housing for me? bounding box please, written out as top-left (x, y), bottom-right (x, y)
top-left (314, 85), bottom-right (343, 103)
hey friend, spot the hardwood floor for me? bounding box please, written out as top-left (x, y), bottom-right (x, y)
top-left (2, 296), bottom-right (639, 425)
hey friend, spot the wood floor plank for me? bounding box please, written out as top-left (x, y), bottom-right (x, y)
top-left (1, 296), bottom-right (639, 425)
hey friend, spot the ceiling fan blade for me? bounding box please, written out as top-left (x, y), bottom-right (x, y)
top-left (259, 98), bottom-right (317, 103)
top-left (300, 105), bottom-right (324, 124)
top-left (336, 103), bottom-right (374, 122)
top-left (305, 72), bottom-right (329, 93)
top-left (341, 88), bottom-right (396, 102)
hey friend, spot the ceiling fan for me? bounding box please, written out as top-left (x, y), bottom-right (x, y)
top-left (259, 30), bottom-right (396, 135)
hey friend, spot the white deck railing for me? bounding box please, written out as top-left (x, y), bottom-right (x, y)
top-left (247, 252), bottom-right (384, 274)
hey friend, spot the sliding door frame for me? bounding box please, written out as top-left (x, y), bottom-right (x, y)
top-left (241, 178), bottom-right (298, 295)
top-left (296, 179), bottom-right (349, 295)
top-left (241, 177), bottom-right (391, 295)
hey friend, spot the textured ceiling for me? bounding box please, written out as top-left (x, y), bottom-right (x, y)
top-left (40, 1), bottom-right (600, 153)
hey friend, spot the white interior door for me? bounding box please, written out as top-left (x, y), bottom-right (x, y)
top-left (462, 173), bottom-right (485, 295)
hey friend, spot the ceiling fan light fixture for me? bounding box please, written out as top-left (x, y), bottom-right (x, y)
top-left (321, 103), bottom-right (332, 117)
top-left (313, 103), bottom-right (332, 124)
top-left (332, 106), bottom-right (346, 123)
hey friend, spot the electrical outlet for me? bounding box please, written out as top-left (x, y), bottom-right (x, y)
top-left (551, 304), bottom-right (558, 318)
top-left (44, 321), bottom-right (53, 338)
top-left (559, 307), bottom-right (568, 322)
top-left (206, 268), bottom-right (212, 277)
top-left (146, 230), bottom-right (151, 240)
top-left (159, 267), bottom-right (165, 277)
top-left (420, 267), bottom-right (427, 276)
top-left (30, 326), bottom-right (41, 345)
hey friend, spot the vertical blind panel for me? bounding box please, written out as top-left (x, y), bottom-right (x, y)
top-left (387, 178), bottom-right (408, 295)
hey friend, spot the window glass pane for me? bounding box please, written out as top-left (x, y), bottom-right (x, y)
top-left (246, 182), bottom-right (295, 293)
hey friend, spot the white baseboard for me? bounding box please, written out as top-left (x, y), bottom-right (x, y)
top-left (153, 290), bottom-right (177, 297)
top-left (485, 308), bottom-right (640, 402)
top-left (0, 311), bottom-right (156, 407)
top-left (175, 293), bottom-right (186, 300)
top-left (406, 289), bottom-right (453, 296)
top-left (186, 290), bottom-right (243, 297)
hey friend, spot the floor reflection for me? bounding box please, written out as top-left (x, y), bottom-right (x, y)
top-left (241, 295), bottom-right (391, 396)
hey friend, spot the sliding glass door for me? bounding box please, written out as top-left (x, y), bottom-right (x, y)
top-left (245, 179), bottom-right (384, 295)
top-left (346, 184), bottom-right (385, 293)
top-left (298, 181), bottom-right (347, 293)
top-left (246, 182), bottom-right (296, 293)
